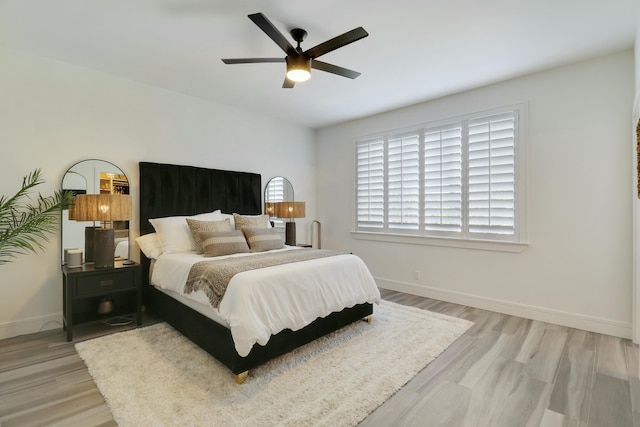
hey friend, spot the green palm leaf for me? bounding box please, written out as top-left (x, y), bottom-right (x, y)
top-left (0, 169), bottom-right (73, 265)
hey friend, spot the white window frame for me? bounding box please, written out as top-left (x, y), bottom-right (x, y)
top-left (352, 104), bottom-right (528, 253)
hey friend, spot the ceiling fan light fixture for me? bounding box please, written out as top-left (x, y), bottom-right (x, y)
top-left (223, 14), bottom-right (368, 88)
top-left (286, 55), bottom-right (311, 82)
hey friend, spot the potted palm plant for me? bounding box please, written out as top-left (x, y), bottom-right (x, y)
top-left (0, 169), bottom-right (73, 265)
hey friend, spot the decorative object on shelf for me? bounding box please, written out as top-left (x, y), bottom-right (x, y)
top-left (63, 247), bottom-right (79, 265)
top-left (273, 201), bottom-right (306, 246)
top-left (0, 169), bottom-right (73, 265)
top-left (100, 172), bottom-right (128, 195)
top-left (66, 249), bottom-right (83, 268)
top-left (69, 194), bottom-right (131, 268)
top-left (97, 297), bottom-right (115, 315)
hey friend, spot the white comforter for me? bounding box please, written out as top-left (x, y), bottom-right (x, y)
top-left (151, 247), bottom-right (380, 357)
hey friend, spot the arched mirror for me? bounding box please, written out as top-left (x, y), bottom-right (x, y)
top-left (264, 176), bottom-right (294, 229)
top-left (61, 159), bottom-right (130, 265)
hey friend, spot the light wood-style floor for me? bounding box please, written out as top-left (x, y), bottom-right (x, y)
top-left (1, 289), bottom-right (638, 427)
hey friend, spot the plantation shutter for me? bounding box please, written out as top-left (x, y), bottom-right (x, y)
top-left (424, 125), bottom-right (463, 232)
top-left (265, 176), bottom-right (284, 201)
top-left (265, 176), bottom-right (285, 228)
top-left (467, 111), bottom-right (516, 236)
top-left (356, 139), bottom-right (385, 228)
top-left (388, 133), bottom-right (420, 230)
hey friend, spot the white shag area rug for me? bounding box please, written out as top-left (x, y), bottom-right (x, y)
top-left (75, 300), bottom-right (473, 427)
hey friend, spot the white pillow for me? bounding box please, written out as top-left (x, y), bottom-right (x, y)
top-left (149, 210), bottom-right (222, 254)
top-left (136, 233), bottom-right (163, 259)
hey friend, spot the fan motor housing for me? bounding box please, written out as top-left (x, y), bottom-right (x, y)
top-left (286, 54), bottom-right (310, 69)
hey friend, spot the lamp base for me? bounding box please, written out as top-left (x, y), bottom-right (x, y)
top-left (84, 226), bottom-right (99, 262)
top-left (94, 228), bottom-right (115, 268)
top-left (285, 222), bottom-right (296, 246)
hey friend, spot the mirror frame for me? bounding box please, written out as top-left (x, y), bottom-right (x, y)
top-left (264, 176), bottom-right (294, 229)
top-left (61, 159), bottom-right (130, 265)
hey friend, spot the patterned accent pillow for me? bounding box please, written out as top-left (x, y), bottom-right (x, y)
top-left (233, 213), bottom-right (270, 230)
top-left (186, 218), bottom-right (232, 254)
top-left (243, 227), bottom-right (285, 252)
top-left (200, 230), bottom-right (250, 257)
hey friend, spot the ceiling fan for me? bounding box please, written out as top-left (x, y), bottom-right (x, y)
top-left (222, 13), bottom-right (368, 88)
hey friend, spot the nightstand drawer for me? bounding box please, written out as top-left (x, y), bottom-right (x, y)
top-left (75, 270), bottom-right (136, 297)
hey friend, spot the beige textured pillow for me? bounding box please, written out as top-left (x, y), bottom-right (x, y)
top-left (243, 227), bottom-right (285, 252)
top-left (135, 233), bottom-right (163, 259)
top-left (186, 218), bottom-right (233, 254)
top-left (233, 213), bottom-right (270, 230)
top-left (200, 230), bottom-right (250, 257)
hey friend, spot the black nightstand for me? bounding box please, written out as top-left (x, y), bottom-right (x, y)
top-left (62, 260), bottom-right (142, 342)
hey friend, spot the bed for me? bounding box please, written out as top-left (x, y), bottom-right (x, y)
top-left (138, 162), bottom-right (379, 383)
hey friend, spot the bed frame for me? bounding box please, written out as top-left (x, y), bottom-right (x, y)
top-left (139, 162), bottom-right (373, 383)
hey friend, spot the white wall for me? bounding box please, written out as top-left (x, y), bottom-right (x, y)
top-left (317, 50), bottom-right (634, 338)
top-left (633, 24), bottom-right (639, 343)
top-left (0, 47), bottom-right (316, 339)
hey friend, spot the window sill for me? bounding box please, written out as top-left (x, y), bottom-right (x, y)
top-left (351, 231), bottom-right (529, 253)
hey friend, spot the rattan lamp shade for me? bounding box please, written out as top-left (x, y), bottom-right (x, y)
top-left (273, 201), bottom-right (306, 219)
top-left (69, 194), bottom-right (131, 222)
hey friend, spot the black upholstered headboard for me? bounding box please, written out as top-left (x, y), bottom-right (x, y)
top-left (139, 162), bottom-right (262, 284)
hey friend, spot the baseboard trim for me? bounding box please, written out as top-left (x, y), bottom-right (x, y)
top-left (0, 313), bottom-right (62, 340)
top-left (2, 281), bottom-right (632, 341)
top-left (377, 278), bottom-right (632, 339)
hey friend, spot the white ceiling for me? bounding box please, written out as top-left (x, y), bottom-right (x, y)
top-left (0, 1), bottom-right (638, 129)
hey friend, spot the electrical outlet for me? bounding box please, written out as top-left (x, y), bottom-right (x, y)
top-left (413, 270), bottom-right (421, 280)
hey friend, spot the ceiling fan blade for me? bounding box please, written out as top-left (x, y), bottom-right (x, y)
top-left (305, 27), bottom-right (368, 59)
top-left (222, 58), bottom-right (285, 64)
top-left (248, 13), bottom-right (296, 55)
top-left (311, 60), bottom-right (361, 79)
top-left (282, 77), bottom-right (295, 88)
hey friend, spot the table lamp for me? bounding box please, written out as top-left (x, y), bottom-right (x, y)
top-left (274, 201), bottom-right (305, 246)
top-left (69, 194), bottom-right (131, 268)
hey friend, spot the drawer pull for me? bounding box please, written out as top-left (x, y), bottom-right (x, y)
top-left (99, 279), bottom-right (114, 287)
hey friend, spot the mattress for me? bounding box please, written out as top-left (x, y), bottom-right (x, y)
top-left (155, 286), bottom-right (228, 327)
top-left (150, 247), bottom-right (380, 356)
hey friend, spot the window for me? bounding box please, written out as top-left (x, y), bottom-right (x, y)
top-left (355, 106), bottom-right (524, 243)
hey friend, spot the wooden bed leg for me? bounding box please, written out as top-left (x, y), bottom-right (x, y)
top-left (365, 315), bottom-right (373, 323)
top-left (234, 371), bottom-right (249, 384)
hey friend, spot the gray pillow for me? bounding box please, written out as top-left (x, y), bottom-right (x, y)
top-left (186, 218), bottom-right (233, 254)
top-left (243, 227), bottom-right (285, 252)
top-left (199, 230), bottom-right (250, 257)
